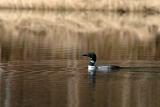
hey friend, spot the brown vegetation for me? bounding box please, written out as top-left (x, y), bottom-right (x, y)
top-left (0, 0), bottom-right (160, 13)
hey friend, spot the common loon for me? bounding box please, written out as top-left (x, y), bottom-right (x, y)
top-left (82, 52), bottom-right (121, 75)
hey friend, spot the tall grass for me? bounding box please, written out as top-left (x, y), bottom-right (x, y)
top-left (0, 0), bottom-right (160, 12)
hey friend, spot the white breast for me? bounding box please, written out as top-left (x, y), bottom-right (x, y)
top-left (88, 65), bottom-right (96, 71)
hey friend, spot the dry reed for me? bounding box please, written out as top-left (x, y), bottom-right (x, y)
top-left (0, 0), bottom-right (160, 13)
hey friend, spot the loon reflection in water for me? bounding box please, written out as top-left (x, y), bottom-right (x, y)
top-left (82, 52), bottom-right (121, 75)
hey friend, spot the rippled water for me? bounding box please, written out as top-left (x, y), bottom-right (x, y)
top-left (0, 11), bottom-right (160, 107)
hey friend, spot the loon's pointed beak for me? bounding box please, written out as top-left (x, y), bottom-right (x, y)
top-left (82, 53), bottom-right (88, 57)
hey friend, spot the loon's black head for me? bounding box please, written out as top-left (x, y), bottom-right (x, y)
top-left (82, 52), bottom-right (97, 66)
top-left (82, 52), bottom-right (96, 62)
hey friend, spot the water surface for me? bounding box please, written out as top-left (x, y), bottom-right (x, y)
top-left (0, 11), bottom-right (160, 107)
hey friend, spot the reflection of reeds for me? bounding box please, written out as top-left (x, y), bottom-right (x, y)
top-left (0, 0), bottom-right (160, 13)
top-left (0, 11), bottom-right (159, 107)
top-left (0, 11), bottom-right (160, 61)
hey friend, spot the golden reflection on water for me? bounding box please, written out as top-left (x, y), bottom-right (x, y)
top-left (0, 11), bottom-right (160, 107)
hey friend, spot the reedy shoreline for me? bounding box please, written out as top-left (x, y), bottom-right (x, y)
top-left (0, 0), bottom-right (160, 14)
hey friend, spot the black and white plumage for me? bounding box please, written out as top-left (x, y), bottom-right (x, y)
top-left (82, 52), bottom-right (121, 75)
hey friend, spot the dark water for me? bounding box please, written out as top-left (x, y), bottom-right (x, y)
top-left (0, 11), bottom-right (160, 107)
